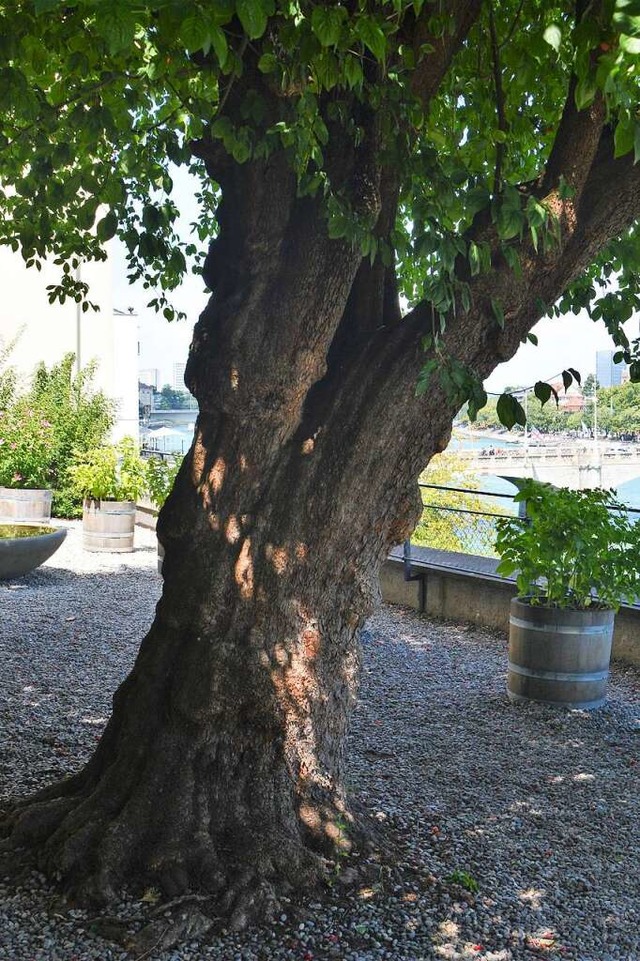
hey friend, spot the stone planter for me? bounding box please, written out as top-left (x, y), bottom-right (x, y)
top-left (0, 524), bottom-right (66, 579)
top-left (0, 487), bottom-right (53, 524)
top-left (507, 597), bottom-right (614, 710)
top-left (82, 499), bottom-right (136, 552)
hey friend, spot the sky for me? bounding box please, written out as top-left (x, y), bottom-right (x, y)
top-left (119, 253), bottom-right (638, 397)
top-left (112, 165), bottom-right (639, 394)
top-left (485, 311), bottom-right (640, 394)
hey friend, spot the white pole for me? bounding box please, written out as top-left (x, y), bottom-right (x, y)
top-left (75, 262), bottom-right (82, 376)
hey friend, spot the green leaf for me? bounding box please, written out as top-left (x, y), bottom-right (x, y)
top-left (527, 332), bottom-right (538, 345)
top-left (561, 370), bottom-right (573, 391)
top-left (496, 393), bottom-right (525, 429)
top-left (311, 6), bottom-right (345, 47)
top-left (533, 381), bottom-right (553, 406)
top-left (236, 0), bottom-right (270, 39)
top-left (210, 26), bottom-right (229, 66)
top-left (567, 367), bottom-right (581, 385)
top-left (466, 186), bottom-right (491, 216)
top-left (257, 52), bottom-right (278, 73)
top-left (94, 6), bottom-right (138, 55)
top-left (355, 16), bottom-right (386, 62)
top-left (614, 118), bottom-right (635, 158)
top-left (491, 298), bottom-right (505, 328)
top-left (180, 16), bottom-right (210, 53)
top-left (343, 54), bottom-right (363, 88)
top-left (96, 211), bottom-right (118, 242)
top-left (574, 75), bottom-right (597, 111)
top-left (619, 33), bottom-right (640, 52)
top-left (543, 24), bottom-right (562, 51)
top-left (415, 358), bottom-right (439, 396)
top-left (468, 241), bottom-right (481, 276)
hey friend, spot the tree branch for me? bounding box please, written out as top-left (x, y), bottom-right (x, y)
top-left (539, 77), bottom-right (606, 200)
top-left (408, 0), bottom-right (483, 110)
top-left (488, 6), bottom-right (507, 195)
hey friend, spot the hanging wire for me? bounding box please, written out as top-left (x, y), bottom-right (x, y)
top-left (484, 370), bottom-right (582, 397)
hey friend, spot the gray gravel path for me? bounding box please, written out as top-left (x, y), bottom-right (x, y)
top-left (1, 522), bottom-right (639, 961)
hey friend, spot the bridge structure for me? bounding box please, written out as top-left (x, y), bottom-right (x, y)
top-left (457, 444), bottom-right (640, 489)
top-left (146, 408), bottom-right (198, 429)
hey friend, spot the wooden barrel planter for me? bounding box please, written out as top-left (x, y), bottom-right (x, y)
top-left (82, 499), bottom-right (136, 552)
top-left (507, 597), bottom-right (614, 710)
top-left (0, 487), bottom-right (52, 524)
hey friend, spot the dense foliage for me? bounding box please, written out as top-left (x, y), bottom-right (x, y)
top-left (1, 0), bottom-right (639, 420)
top-left (0, 352), bottom-right (114, 513)
top-left (470, 378), bottom-right (640, 438)
top-left (69, 436), bottom-right (148, 502)
top-left (153, 385), bottom-right (196, 410)
top-left (412, 451), bottom-right (509, 555)
top-left (495, 478), bottom-right (640, 610)
top-left (145, 453), bottom-right (185, 507)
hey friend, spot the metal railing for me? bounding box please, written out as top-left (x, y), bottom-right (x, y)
top-left (411, 482), bottom-right (640, 559)
top-left (412, 482), bottom-right (517, 557)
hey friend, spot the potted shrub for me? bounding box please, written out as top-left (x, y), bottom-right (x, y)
top-left (69, 437), bottom-right (147, 552)
top-left (495, 479), bottom-right (640, 709)
top-left (0, 402), bottom-right (55, 523)
top-left (145, 454), bottom-right (183, 573)
top-left (0, 353), bottom-right (113, 522)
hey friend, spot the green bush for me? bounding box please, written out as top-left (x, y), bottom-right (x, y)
top-left (495, 479), bottom-right (640, 611)
top-left (146, 454), bottom-right (184, 509)
top-left (412, 451), bottom-right (509, 556)
top-left (69, 437), bottom-right (147, 503)
top-left (0, 353), bottom-right (114, 516)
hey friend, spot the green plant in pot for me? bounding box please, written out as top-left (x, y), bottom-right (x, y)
top-left (145, 454), bottom-right (183, 574)
top-left (145, 454), bottom-right (183, 511)
top-left (69, 437), bottom-right (147, 553)
top-left (0, 400), bottom-right (55, 523)
top-left (495, 478), bottom-right (640, 710)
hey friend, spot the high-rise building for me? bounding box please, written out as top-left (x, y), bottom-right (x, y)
top-left (173, 361), bottom-right (187, 389)
top-left (596, 350), bottom-right (626, 388)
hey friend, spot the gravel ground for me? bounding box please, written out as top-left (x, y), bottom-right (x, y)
top-left (1, 521), bottom-right (639, 961)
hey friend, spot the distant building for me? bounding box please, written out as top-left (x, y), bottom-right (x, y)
top-left (139, 382), bottom-right (155, 417)
top-left (173, 361), bottom-right (187, 389)
top-left (139, 367), bottom-right (160, 390)
top-left (596, 350), bottom-right (626, 388)
top-left (548, 379), bottom-right (585, 413)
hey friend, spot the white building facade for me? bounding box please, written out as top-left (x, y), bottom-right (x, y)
top-left (0, 247), bottom-right (139, 442)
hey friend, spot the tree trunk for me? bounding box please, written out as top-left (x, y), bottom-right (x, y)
top-left (0, 159), bottom-right (441, 932)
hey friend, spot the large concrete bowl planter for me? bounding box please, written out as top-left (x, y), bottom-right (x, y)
top-left (0, 524), bottom-right (66, 579)
top-left (0, 487), bottom-right (53, 524)
top-left (507, 598), bottom-right (615, 710)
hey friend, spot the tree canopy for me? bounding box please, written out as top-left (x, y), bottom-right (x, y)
top-left (1, 0), bottom-right (639, 420)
